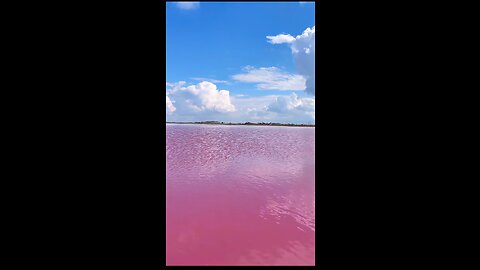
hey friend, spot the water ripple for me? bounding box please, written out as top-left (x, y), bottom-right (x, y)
top-left (166, 124), bottom-right (315, 265)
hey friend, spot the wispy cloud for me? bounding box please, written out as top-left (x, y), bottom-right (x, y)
top-left (266, 34), bottom-right (295, 44)
top-left (231, 66), bottom-right (306, 91)
top-left (192, 77), bottom-right (228, 84)
top-left (175, 2), bottom-right (200, 10)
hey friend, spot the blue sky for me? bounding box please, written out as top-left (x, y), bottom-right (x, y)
top-left (166, 2), bottom-right (315, 124)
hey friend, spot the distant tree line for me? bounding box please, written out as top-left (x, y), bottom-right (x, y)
top-left (166, 121), bottom-right (314, 127)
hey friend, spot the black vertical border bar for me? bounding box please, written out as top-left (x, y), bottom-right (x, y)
top-left (314, 1), bottom-right (319, 268)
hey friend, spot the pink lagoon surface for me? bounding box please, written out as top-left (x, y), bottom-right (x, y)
top-left (166, 124), bottom-right (315, 266)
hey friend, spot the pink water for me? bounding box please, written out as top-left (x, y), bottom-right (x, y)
top-left (166, 124), bottom-right (315, 266)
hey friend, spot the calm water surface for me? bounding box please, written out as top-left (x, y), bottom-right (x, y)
top-left (166, 124), bottom-right (315, 265)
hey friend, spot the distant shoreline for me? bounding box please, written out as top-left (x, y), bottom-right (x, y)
top-left (166, 121), bottom-right (315, 127)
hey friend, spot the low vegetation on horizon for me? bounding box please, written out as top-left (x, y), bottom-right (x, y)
top-left (166, 121), bottom-right (315, 127)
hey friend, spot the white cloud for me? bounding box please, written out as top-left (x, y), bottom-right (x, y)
top-left (166, 95), bottom-right (176, 113)
top-left (267, 93), bottom-right (315, 120)
top-left (166, 79), bottom-right (315, 124)
top-left (192, 77), bottom-right (228, 84)
top-left (231, 93), bottom-right (315, 124)
top-left (266, 34), bottom-right (295, 44)
top-left (175, 2), bottom-right (199, 10)
top-left (231, 94), bottom-right (279, 111)
top-left (166, 81), bottom-right (235, 114)
top-left (166, 81), bottom-right (186, 91)
top-left (231, 66), bottom-right (306, 91)
top-left (166, 85), bottom-right (314, 124)
top-left (267, 26), bottom-right (315, 95)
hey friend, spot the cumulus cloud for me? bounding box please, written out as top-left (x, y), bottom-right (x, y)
top-left (230, 93), bottom-right (314, 123)
top-left (166, 81), bottom-right (235, 114)
top-left (166, 85), bottom-right (314, 124)
top-left (267, 93), bottom-right (315, 120)
top-left (166, 95), bottom-right (176, 113)
top-left (175, 2), bottom-right (199, 10)
top-left (267, 26), bottom-right (315, 95)
top-left (231, 66), bottom-right (306, 91)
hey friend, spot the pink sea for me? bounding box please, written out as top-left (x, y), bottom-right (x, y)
top-left (166, 124), bottom-right (315, 266)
